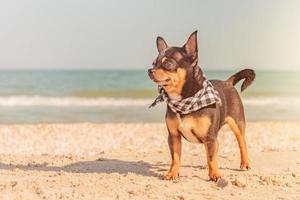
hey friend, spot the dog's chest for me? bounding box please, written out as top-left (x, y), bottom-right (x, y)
top-left (177, 115), bottom-right (211, 143)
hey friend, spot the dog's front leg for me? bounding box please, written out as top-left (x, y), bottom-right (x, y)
top-left (205, 140), bottom-right (221, 181)
top-left (164, 133), bottom-right (181, 180)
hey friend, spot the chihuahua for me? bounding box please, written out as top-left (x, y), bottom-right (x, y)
top-left (148, 31), bottom-right (255, 181)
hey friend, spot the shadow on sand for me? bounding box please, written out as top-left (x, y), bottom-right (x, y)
top-left (0, 158), bottom-right (166, 178)
top-left (0, 158), bottom-right (242, 179)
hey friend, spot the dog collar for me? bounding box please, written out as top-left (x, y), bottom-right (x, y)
top-left (149, 78), bottom-right (221, 115)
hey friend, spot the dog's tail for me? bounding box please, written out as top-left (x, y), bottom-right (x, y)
top-left (226, 69), bottom-right (256, 92)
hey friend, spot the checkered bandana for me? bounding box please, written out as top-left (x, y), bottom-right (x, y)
top-left (149, 79), bottom-right (221, 115)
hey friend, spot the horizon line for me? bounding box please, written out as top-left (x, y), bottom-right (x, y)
top-left (0, 68), bottom-right (299, 72)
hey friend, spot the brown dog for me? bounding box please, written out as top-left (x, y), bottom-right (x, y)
top-left (148, 31), bottom-right (255, 181)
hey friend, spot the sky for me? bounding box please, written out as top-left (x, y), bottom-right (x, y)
top-left (0, 0), bottom-right (299, 70)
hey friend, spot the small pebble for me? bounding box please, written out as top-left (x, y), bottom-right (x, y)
top-left (217, 178), bottom-right (230, 188)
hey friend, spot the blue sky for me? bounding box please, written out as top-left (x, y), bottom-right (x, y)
top-left (0, 0), bottom-right (299, 70)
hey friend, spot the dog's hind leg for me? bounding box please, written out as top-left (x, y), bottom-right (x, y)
top-left (225, 116), bottom-right (250, 170)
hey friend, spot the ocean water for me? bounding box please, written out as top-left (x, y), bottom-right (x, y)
top-left (0, 70), bottom-right (299, 123)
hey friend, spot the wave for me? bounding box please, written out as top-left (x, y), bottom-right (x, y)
top-left (243, 97), bottom-right (300, 106)
top-left (0, 96), bottom-right (299, 107)
top-left (0, 96), bottom-right (150, 107)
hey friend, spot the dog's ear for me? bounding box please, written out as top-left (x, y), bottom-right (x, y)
top-left (156, 36), bottom-right (168, 53)
top-left (183, 31), bottom-right (198, 59)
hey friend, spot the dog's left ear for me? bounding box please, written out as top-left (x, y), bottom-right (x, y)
top-left (183, 31), bottom-right (198, 59)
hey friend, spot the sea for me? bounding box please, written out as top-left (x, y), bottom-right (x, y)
top-left (0, 70), bottom-right (299, 123)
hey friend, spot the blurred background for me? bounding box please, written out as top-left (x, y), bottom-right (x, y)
top-left (0, 0), bottom-right (299, 123)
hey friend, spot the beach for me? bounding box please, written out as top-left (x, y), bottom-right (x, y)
top-left (1, 1), bottom-right (300, 199)
top-left (0, 69), bottom-right (299, 199)
top-left (1, 122), bottom-right (300, 200)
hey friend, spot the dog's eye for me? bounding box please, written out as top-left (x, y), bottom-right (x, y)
top-left (163, 61), bottom-right (171, 67)
top-left (162, 60), bottom-right (175, 70)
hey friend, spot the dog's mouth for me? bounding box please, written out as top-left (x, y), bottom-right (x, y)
top-left (148, 70), bottom-right (171, 86)
top-left (153, 77), bottom-right (171, 86)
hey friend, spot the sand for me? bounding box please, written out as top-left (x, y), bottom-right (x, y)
top-left (0, 122), bottom-right (300, 200)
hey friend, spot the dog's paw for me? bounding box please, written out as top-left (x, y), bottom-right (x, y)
top-left (163, 171), bottom-right (179, 180)
top-left (240, 163), bottom-right (251, 171)
top-left (209, 172), bottom-right (221, 182)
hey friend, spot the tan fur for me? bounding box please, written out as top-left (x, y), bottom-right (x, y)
top-left (164, 144), bottom-right (181, 180)
top-left (165, 114), bottom-right (181, 180)
top-left (161, 57), bottom-right (167, 63)
top-left (178, 115), bottom-right (211, 143)
top-left (166, 114), bottom-right (179, 135)
top-left (152, 68), bottom-right (186, 98)
top-left (225, 117), bottom-right (250, 169)
top-left (205, 141), bottom-right (221, 181)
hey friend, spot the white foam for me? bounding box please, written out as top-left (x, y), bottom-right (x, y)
top-left (0, 96), bottom-right (298, 107)
top-left (0, 96), bottom-right (150, 107)
top-left (243, 97), bottom-right (300, 106)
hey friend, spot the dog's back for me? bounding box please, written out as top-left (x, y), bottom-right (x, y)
top-left (211, 69), bottom-right (256, 131)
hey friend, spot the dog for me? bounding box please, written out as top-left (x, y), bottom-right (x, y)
top-left (148, 31), bottom-right (255, 181)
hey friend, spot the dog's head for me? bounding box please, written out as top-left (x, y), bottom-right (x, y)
top-left (148, 31), bottom-right (201, 99)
